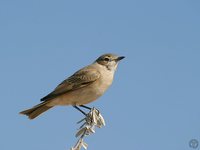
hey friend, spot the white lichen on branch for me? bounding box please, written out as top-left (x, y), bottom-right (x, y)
top-left (70, 107), bottom-right (105, 150)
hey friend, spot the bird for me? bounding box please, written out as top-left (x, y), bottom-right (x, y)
top-left (20, 53), bottom-right (125, 119)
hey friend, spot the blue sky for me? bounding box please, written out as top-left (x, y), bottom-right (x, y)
top-left (0, 0), bottom-right (200, 150)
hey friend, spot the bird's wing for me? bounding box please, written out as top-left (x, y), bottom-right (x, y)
top-left (40, 68), bottom-right (100, 101)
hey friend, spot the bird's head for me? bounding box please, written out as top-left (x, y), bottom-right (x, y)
top-left (95, 53), bottom-right (125, 71)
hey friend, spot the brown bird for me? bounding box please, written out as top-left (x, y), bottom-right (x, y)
top-left (20, 53), bottom-right (125, 119)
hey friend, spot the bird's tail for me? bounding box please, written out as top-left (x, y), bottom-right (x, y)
top-left (19, 101), bottom-right (53, 119)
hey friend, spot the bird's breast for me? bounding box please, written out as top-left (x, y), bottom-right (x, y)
top-left (98, 74), bottom-right (113, 92)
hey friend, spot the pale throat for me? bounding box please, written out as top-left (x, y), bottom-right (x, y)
top-left (106, 63), bottom-right (118, 72)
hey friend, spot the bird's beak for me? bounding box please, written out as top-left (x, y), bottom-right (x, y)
top-left (116, 56), bottom-right (125, 61)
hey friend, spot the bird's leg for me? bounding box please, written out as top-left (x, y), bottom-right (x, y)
top-left (73, 106), bottom-right (87, 116)
top-left (80, 105), bottom-right (92, 110)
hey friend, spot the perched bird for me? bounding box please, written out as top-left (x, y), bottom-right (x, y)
top-left (20, 53), bottom-right (125, 119)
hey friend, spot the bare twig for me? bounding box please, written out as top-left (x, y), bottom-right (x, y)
top-left (70, 107), bottom-right (105, 150)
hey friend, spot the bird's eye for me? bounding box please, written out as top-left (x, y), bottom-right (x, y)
top-left (104, 57), bottom-right (110, 61)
